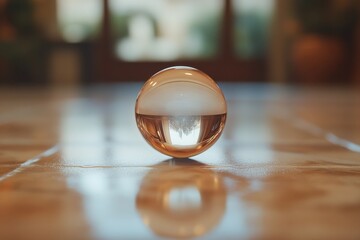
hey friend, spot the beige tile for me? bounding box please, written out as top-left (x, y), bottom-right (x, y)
top-left (0, 86), bottom-right (359, 240)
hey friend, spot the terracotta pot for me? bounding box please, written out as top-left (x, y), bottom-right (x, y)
top-left (291, 35), bottom-right (346, 84)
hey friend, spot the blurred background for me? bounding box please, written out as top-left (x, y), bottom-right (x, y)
top-left (0, 0), bottom-right (359, 86)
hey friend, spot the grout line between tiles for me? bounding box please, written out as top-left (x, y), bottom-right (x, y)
top-left (0, 145), bottom-right (59, 182)
top-left (276, 112), bottom-right (360, 153)
top-left (39, 164), bottom-right (360, 170)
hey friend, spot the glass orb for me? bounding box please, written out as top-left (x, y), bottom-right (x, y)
top-left (135, 66), bottom-right (227, 158)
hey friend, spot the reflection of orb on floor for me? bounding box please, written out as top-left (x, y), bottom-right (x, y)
top-left (136, 160), bottom-right (226, 238)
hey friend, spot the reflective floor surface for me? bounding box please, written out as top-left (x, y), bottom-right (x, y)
top-left (0, 84), bottom-right (359, 240)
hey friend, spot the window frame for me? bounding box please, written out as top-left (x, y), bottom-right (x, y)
top-left (96, 0), bottom-right (266, 82)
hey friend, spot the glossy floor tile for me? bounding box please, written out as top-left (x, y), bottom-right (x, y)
top-left (0, 84), bottom-right (359, 240)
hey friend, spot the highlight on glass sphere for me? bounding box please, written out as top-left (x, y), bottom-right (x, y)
top-left (135, 66), bottom-right (227, 158)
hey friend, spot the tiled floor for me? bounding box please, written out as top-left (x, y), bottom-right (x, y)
top-left (0, 84), bottom-right (359, 240)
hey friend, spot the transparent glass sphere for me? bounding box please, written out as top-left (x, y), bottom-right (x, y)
top-left (135, 66), bottom-right (227, 158)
